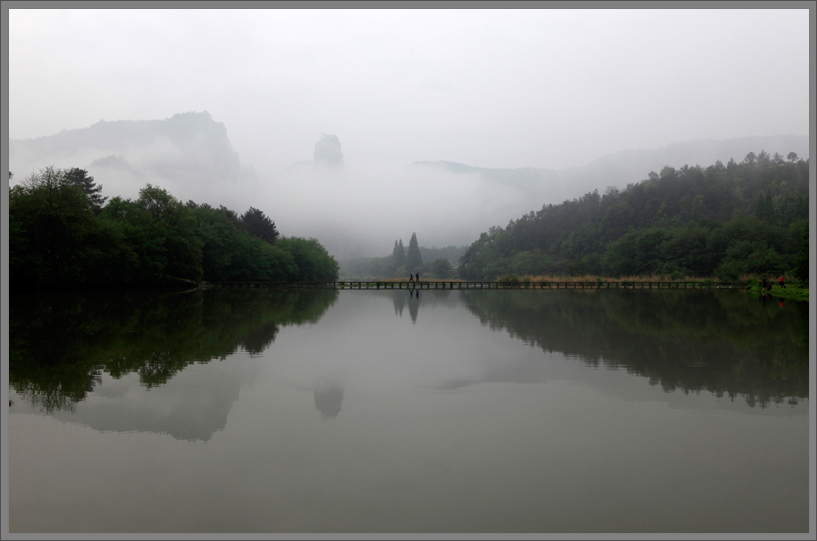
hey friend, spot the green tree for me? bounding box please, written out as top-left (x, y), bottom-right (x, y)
top-left (406, 233), bottom-right (423, 272)
top-left (218, 205), bottom-right (240, 225)
top-left (226, 232), bottom-right (296, 281)
top-left (392, 239), bottom-right (406, 267)
top-left (755, 188), bottom-right (776, 223)
top-left (277, 237), bottom-right (339, 281)
top-left (793, 220), bottom-right (809, 282)
top-left (430, 258), bottom-right (454, 279)
top-left (239, 207), bottom-right (279, 245)
top-left (191, 204), bottom-right (239, 280)
top-left (9, 166), bottom-right (100, 287)
top-left (135, 184), bottom-right (203, 282)
top-left (64, 168), bottom-right (107, 213)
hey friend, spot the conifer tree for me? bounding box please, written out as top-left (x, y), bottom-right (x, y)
top-left (406, 233), bottom-right (423, 272)
top-left (393, 239), bottom-right (406, 267)
top-left (239, 207), bottom-right (279, 245)
top-left (64, 168), bottom-right (107, 213)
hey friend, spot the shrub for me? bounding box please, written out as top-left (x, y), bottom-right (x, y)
top-left (715, 260), bottom-right (745, 282)
top-left (497, 274), bottom-right (520, 285)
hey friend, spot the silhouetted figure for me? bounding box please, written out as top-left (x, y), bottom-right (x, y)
top-left (761, 277), bottom-right (768, 290)
top-left (409, 272), bottom-right (414, 284)
top-left (416, 272), bottom-right (420, 282)
top-left (779, 276), bottom-right (786, 288)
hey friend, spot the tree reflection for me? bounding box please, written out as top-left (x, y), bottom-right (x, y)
top-left (314, 384), bottom-right (344, 419)
top-left (408, 290), bottom-right (420, 323)
top-left (463, 290), bottom-right (809, 408)
top-left (9, 288), bottom-right (338, 413)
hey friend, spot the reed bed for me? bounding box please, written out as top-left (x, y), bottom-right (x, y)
top-left (522, 274), bottom-right (711, 283)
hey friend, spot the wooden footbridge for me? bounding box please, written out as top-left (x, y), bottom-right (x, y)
top-left (211, 280), bottom-right (745, 290)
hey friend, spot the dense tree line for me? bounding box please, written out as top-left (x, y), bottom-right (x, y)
top-left (9, 166), bottom-right (339, 289)
top-left (459, 151), bottom-right (810, 281)
top-left (419, 244), bottom-right (466, 266)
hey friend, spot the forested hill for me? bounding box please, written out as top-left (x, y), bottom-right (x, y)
top-left (459, 151), bottom-right (809, 281)
top-left (9, 167), bottom-right (339, 289)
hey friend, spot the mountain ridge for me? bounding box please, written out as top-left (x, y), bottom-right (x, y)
top-left (413, 133), bottom-right (809, 205)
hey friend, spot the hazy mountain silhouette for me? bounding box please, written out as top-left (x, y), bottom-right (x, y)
top-left (313, 133), bottom-right (344, 168)
top-left (413, 134), bottom-right (809, 205)
top-left (9, 111), bottom-right (256, 206)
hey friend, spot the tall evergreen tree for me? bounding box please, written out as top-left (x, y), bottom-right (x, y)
top-left (393, 239), bottom-right (406, 267)
top-left (64, 168), bottom-right (107, 213)
top-left (239, 207), bottom-right (279, 245)
top-left (406, 233), bottom-right (423, 272)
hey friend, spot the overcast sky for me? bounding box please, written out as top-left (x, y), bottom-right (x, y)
top-left (8, 7), bottom-right (811, 172)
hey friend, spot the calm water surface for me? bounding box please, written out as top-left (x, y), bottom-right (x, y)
top-left (7, 288), bottom-right (811, 533)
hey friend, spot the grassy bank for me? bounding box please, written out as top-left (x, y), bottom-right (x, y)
top-left (747, 283), bottom-right (810, 301)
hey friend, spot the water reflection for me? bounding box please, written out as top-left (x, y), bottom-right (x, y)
top-left (8, 288), bottom-right (809, 533)
top-left (9, 287), bottom-right (808, 427)
top-left (408, 289), bottom-right (420, 322)
top-left (314, 381), bottom-right (345, 419)
top-left (392, 292), bottom-right (405, 317)
top-left (50, 364), bottom-right (253, 441)
top-left (392, 286), bottom-right (422, 322)
top-left (8, 288), bottom-right (338, 429)
top-left (460, 289), bottom-right (809, 408)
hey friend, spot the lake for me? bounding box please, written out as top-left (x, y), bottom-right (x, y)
top-left (7, 287), bottom-right (811, 533)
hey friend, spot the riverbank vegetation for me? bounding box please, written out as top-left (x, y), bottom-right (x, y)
top-left (458, 151), bottom-right (809, 284)
top-left (9, 167), bottom-right (339, 289)
top-left (744, 278), bottom-right (810, 301)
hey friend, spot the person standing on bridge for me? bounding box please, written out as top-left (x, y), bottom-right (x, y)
top-left (779, 275), bottom-right (786, 288)
top-left (409, 272), bottom-right (414, 284)
top-left (416, 272), bottom-right (420, 282)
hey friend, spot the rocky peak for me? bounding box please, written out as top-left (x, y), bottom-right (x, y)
top-left (313, 133), bottom-right (344, 168)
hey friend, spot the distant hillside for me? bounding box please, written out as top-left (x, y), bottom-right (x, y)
top-left (413, 134), bottom-right (809, 208)
top-left (566, 134), bottom-right (810, 191)
top-left (9, 111), bottom-right (256, 207)
top-left (459, 151), bottom-right (810, 280)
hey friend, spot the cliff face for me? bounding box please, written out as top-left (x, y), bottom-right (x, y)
top-left (9, 112), bottom-right (254, 204)
top-left (313, 133), bottom-right (344, 168)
